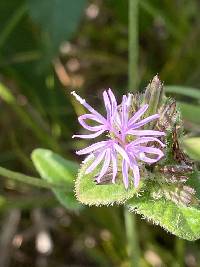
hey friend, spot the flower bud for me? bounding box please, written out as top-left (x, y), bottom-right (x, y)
top-left (143, 75), bottom-right (164, 129)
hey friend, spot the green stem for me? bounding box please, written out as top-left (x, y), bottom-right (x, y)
top-left (175, 238), bottom-right (185, 267)
top-left (124, 207), bottom-right (140, 267)
top-left (128, 0), bottom-right (139, 92)
top-left (126, 1), bottom-right (140, 266)
top-left (0, 166), bottom-right (70, 190)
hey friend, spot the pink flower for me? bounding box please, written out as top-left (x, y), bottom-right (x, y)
top-left (72, 89), bottom-right (165, 189)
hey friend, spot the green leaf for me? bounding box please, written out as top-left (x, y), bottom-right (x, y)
top-left (177, 102), bottom-right (200, 125)
top-left (187, 171), bottom-right (200, 200)
top-left (183, 137), bottom-right (200, 161)
top-left (127, 191), bottom-right (200, 241)
top-left (75, 156), bottom-right (141, 206)
top-left (27, 0), bottom-right (86, 56)
top-left (31, 148), bottom-right (81, 211)
top-left (165, 86), bottom-right (200, 100)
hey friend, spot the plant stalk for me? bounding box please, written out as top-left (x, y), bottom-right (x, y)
top-left (0, 166), bottom-right (70, 190)
top-left (124, 207), bottom-right (140, 267)
top-left (175, 238), bottom-right (185, 267)
top-left (128, 0), bottom-right (139, 92)
top-left (125, 1), bottom-right (140, 267)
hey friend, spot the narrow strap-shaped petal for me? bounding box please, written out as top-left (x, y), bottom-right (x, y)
top-left (132, 163), bottom-right (140, 188)
top-left (85, 149), bottom-right (107, 174)
top-left (136, 146), bottom-right (164, 163)
top-left (96, 149), bottom-right (111, 183)
top-left (78, 114), bottom-right (105, 132)
top-left (119, 95), bottom-right (129, 141)
top-left (79, 113), bottom-right (103, 124)
top-left (103, 91), bottom-right (112, 121)
top-left (71, 91), bottom-right (107, 123)
top-left (129, 137), bottom-right (165, 147)
top-left (129, 114), bottom-right (160, 130)
top-left (76, 140), bottom-right (107, 155)
top-left (111, 149), bottom-right (117, 183)
top-left (128, 104), bottom-right (148, 127)
top-left (72, 129), bottom-right (105, 139)
top-left (108, 88), bottom-right (117, 116)
top-left (122, 159), bottom-right (129, 189)
top-left (113, 143), bottom-right (130, 164)
top-left (122, 95), bottom-right (129, 127)
top-left (127, 129), bottom-right (165, 136)
top-left (127, 153), bottom-right (140, 187)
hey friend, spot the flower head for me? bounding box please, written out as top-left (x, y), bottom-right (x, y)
top-left (72, 89), bottom-right (165, 189)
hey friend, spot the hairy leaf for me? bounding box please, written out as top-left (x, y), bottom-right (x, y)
top-left (75, 156), bottom-right (142, 206)
top-left (127, 190), bottom-right (200, 241)
top-left (31, 148), bottom-right (81, 210)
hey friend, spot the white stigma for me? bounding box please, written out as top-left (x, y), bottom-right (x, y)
top-left (71, 91), bottom-right (85, 104)
top-left (127, 93), bottom-right (132, 107)
top-left (139, 152), bottom-right (146, 160)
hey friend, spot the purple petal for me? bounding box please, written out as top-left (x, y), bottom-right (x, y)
top-left (71, 91), bottom-right (106, 124)
top-left (96, 149), bottom-right (111, 183)
top-left (125, 151), bottom-right (141, 186)
top-left (132, 164), bottom-right (140, 188)
top-left (136, 146), bottom-right (164, 163)
top-left (108, 88), bottom-right (117, 116)
top-left (76, 141), bottom-right (107, 155)
top-left (130, 114), bottom-right (160, 129)
top-left (72, 129), bottom-right (105, 139)
top-left (122, 95), bottom-right (129, 126)
top-left (129, 137), bottom-right (165, 147)
top-left (78, 114), bottom-right (105, 132)
top-left (103, 91), bottom-right (112, 121)
top-left (127, 129), bottom-right (165, 136)
top-left (111, 149), bottom-right (117, 183)
top-left (85, 149), bottom-right (107, 174)
top-left (122, 159), bottom-right (129, 189)
top-left (79, 113), bottom-right (104, 124)
top-left (128, 104), bottom-right (148, 127)
top-left (113, 143), bottom-right (130, 164)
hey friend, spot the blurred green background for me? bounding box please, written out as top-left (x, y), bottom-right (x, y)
top-left (0, 0), bottom-right (200, 266)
